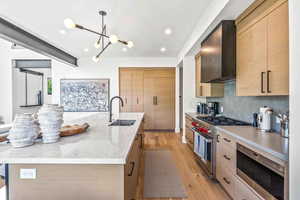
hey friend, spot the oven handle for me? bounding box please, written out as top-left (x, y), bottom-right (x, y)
top-left (191, 128), bottom-right (213, 140)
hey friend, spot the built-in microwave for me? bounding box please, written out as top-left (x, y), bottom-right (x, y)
top-left (237, 144), bottom-right (285, 200)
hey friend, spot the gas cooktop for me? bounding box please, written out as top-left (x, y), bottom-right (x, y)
top-left (196, 116), bottom-right (251, 126)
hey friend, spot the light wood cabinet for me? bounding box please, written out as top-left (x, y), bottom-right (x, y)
top-left (195, 53), bottom-right (224, 97)
top-left (236, 0), bottom-right (289, 96)
top-left (143, 69), bottom-right (175, 130)
top-left (119, 69), bottom-right (144, 112)
top-left (119, 68), bottom-right (175, 131)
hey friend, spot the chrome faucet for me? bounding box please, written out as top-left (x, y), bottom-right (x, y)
top-left (109, 96), bottom-right (124, 122)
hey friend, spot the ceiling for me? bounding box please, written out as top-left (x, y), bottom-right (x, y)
top-left (0, 0), bottom-right (211, 58)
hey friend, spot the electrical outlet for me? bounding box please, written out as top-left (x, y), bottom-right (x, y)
top-left (20, 168), bottom-right (36, 179)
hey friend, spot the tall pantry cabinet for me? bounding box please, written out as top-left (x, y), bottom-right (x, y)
top-left (119, 68), bottom-right (175, 131)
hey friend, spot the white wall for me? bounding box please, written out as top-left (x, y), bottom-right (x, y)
top-left (51, 57), bottom-right (180, 130)
top-left (0, 39), bottom-right (13, 124)
top-left (182, 56), bottom-right (206, 141)
top-left (0, 38), bottom-right (70, 123)
top-left (289, 0), bottom-right (300, 199)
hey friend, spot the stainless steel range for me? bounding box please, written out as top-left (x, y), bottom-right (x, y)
top-left (191, 116), bottom-right (250, 179)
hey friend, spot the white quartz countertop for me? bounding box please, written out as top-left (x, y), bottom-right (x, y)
top-left (216, 126), bottom-right (289, 161)
top-left (186, 112), bottom-right (289, 162)
top-left (0, 112), bottom-right (144, 165)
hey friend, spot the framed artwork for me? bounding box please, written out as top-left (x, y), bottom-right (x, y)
top-left (60, 79), bottom-right (110, 112)
top-left (47, 77), bottom-right (52, 95)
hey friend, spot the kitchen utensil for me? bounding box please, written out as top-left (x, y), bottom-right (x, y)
top-left (253, 113), bottom-right (258, 127)
top-left (60, 123), bottom-right (90, 137)
top-left (277, 112), bottom-right (289, 138)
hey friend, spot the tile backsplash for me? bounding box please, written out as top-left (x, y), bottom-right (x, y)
top-left (207, 81), bottom-right (289, 132)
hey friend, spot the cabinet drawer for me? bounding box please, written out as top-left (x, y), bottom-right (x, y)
top-left (235, 176), bottom-right (262, 200)
top-left (218, 131), bottom-right (236, 149)
top-left (185, 115), bottom-right (193, 130)
top-left (217, 143), bottom-right (236, 173)
top-left (217, 164), bottom-right (235, 198)
top-left (185, 126), bottom-right (194, 144)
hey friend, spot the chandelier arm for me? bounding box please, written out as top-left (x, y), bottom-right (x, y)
top-left (76, 24), bottom-right (109, 38)
top-left (96, 42), bottom-right (112, 57)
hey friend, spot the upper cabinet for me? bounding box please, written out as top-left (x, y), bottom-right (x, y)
top-left (195, 52), bottom-right (224, 97)
top-left (236, 0), bottom-right (289, 96)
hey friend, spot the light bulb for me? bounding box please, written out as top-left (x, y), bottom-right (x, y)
top-left (94, 41), bottom-right (101, 49)
top-left (127, 41), bottom-right (134, 48)
top-left (109, 35), bottom-right (119, 44)
top-left (64, 18), bottom-right (76, 29)
top-left (122, 47), bottom-right (127, 52)
top-left (160, 47), bottom-right (166, 52)
top-left (92, 56), bottom-right (100, 63)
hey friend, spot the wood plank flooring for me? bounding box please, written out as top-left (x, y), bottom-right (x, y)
top-left (136, 132), bottom-right (230, 200)
top-left (0, 178), bottom-right (4, 189)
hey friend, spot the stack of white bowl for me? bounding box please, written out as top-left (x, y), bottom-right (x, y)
top-left (38, 104), bottom-right (64, 144)
top-left (8, 113), bottom-right (39, 148)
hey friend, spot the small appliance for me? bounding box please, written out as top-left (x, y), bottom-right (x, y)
top-left (207, 102), bottom-right (219, 117)
top-left (258, 106), bottom-right (273, 132)
top-left (197, 103), bottom-right (208, 114)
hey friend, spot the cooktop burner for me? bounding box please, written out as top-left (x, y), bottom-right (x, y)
top-left (196, 116), bottom-right (251, 126)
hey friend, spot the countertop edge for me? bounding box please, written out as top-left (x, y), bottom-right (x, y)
top-left (185, 112), bottom-right (288, 162)
top-left (215, 126), bottom-right (288, 162)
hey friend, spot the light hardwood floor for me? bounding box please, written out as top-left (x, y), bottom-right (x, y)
top-left (136, 132), bottom-right (230, 200)
top-left (0, 178), bottom-right (4, 189)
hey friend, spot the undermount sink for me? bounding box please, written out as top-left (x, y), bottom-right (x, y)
top-left (109, 120), bottom-right (136, 126)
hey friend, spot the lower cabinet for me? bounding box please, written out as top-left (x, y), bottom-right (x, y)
top-left (185, 114), bottom-right (194, 151)
top-left (124, 130), bottom-right (143, 200)
top-left (216, 130), bottom-right (262, 200)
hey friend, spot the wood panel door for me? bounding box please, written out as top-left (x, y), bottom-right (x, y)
top-left (119, 69), bottom-right (133, 112)
top-left (143, 77), bottom-right (155, 130)
top-left (132, 70), bottom-right (144, 112)
top-left (143, 68), bottom-right (175, 130)
top-left (236, 17), bottom-right (268, 96)
top-left (154, 76), bottom-right (176, 130)
top-left (267, 1), bottom-right (289, 95)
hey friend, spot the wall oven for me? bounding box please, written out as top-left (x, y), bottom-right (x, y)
top-left (237, 144), bottom-right (285, 200)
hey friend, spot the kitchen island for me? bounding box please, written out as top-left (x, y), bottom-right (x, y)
top-left (0, 112), bottom-right (144, 200)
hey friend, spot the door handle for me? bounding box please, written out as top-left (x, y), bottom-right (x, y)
top-left (223, 177), bottom-right (231, 185)
top-left (128, 161), bottom-right (135, 176)
top-left (223, 155), bottom-right (231, 161)
top-left (223, 138), bottom-right (231, 143)
top-left (200, 85), bottom-right (202, 96)
top-left (155, 96), bottom-right (158, 105)
top-left (267, 70), bottom-right (271, 93)
top-left (261, 72), bottom-right (266, 93)
top-left (153, 96), bottom-right (155, 105)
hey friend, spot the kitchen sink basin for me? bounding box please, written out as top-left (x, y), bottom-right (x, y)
top-left (109, 120), bottom-right (136, 126)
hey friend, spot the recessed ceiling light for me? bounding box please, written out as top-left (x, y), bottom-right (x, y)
top-left (59, 29), bottom-right (66, 35)
top-left (164, 28), bottom-right (172, 35)
top-left (160, 47), bottom-right (166, 52)
top-left (122, 47), bottom-right (127, 52)
top-left (84, 48), bottom-right (89, 52)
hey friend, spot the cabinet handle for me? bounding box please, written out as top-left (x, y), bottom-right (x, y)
top-left (261, 72), bottom-right (266, 93)
top-left (137, 97), bottom-right (139, 104)
top-left (200, 85), bottom-right (203, 96)
top-left (155, 96), bottom-right (158, 105)
top-left (128, 161), bottom-right (135, 176)
top-left (267, 70), bottom-right (271, 93)
top-left (223, 155), bottom-right (231, 161)
top-left (217, 135), bottom-right (220, 143)
top-left (125, 97), bottom-right (127, 104)
top-left (153, 96), bottom-right (155, 105)
top-left (223, 177), bottom-right (231, 185)
top-left (223, 138), bottom-right (231, 143)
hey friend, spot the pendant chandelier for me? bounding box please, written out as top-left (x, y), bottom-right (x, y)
top-left (64, 10), bottom-right (134, 62)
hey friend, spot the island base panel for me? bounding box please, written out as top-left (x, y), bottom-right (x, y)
top-left (8, 164), bottom-right (125, 200)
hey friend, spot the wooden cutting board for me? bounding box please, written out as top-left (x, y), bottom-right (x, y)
top-left (60, 123), bottom-right (90, 137)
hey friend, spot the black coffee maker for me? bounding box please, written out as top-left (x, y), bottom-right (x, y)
top-left (207, 102), bottom-right (219, 117)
